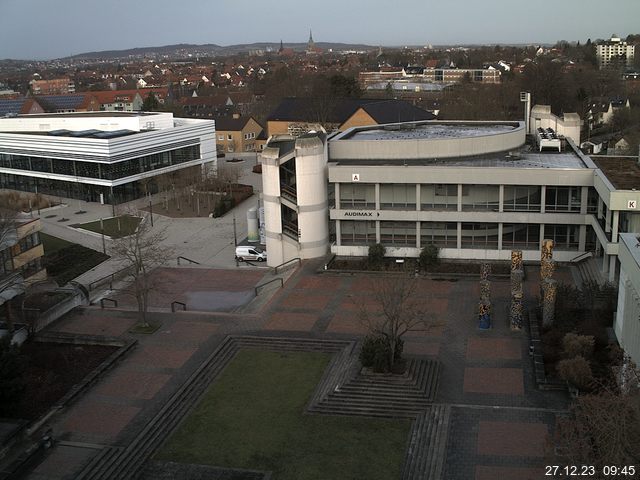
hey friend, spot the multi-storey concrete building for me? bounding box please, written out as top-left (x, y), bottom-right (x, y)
top-left (260, 114), bottom-right (640, 286)
top-left (596, 35), bottom-right (636, 69)
top-left (0, 111), bottom-right (216, 204)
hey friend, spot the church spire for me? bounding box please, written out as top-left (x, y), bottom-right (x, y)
top-left (308, 29), bottom-right (315, 49)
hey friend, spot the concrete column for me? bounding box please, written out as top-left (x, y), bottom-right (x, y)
top-left (416, 221), bottom-right (421, 249)
top-left (579, 225), bottom-right (587, 251)
top-left (540, 185), bottom-right (546, 213)
top-left (597, 197), bottom-right (603, 219)
top-left (580, 186), bottom-right (588, 215)
top-left (603, 253), bottom-right (609, 275)
top-left (499, 185), bottom-right (504, 213)
top-left (457, 222), bottom-right (462, 249)
top-left (605, 207), bottom-right (611, 233)
top-left (335, 220), bottom-right (341, 246)
top-left (539, 224), bottom-right (545, 251)
top-left (612, 211), bottom-right (620, 243)
top-left (609, 255), bottom-right (617, 282)
top-left (376, 220), bottom-right (380, 243)
top-left (335, 183), bottom-right (340, 209)
top-left (416, 184), bottom-right (421, 211)
top-left (498, 223), bottom-right (503, 250)
top-left (375, 183), bottom-right (380, 210)
top-left (457, 184), bottom-right (463, 212)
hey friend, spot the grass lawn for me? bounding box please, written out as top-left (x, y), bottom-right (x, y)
top-left (40, 233), bottom-right (109, 285)
top-left (157, 350), bottom-right (411, 480)
top-left (75, 215), bottom-right (141, 238)
top-left (40, 233), bottom-right (73, 255)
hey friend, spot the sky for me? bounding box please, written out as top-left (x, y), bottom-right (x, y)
top-left (1, 0), bottom-right (639, 60)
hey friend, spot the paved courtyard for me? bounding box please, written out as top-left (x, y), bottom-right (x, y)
top-left (25, 261), bottom-right (570, 479)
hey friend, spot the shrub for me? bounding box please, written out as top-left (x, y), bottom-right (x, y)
top-left (367, 243), bottom-right (386, 270)
top-left (419, 243), bottom-right (439, 269)
top-left (562, 333), bottom-right (595, 359)
top-left (359, 335), bottom-right (404, 373)
top-left (557, 355), bottom-right (593, 390)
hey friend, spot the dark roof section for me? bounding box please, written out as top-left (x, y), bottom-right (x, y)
top-left (0, 99), bottom-right (27, 116)
top-left (358, 101), bottom-right (436, 124)
top-left (266, 97), bottom-right (435, 124)
top-left (214, 116), bottom-right (252, 131)
top-left (35, 94), bottom-right (86, 111)
top-left (592, 157), bottom-right (640, 190)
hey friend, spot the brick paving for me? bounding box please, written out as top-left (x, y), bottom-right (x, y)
top-left (477, 420), bottom-right (548, 457)
top-left (463, 367), bottom-right (525, 395)
top-left (28, 262), bottom-right (574, 480)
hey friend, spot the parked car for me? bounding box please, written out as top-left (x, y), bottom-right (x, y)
top-left (235, 245), bottom-right (267, 262)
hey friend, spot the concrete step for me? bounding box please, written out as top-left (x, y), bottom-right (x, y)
top-left (401, 404), bottom-right (451, 480)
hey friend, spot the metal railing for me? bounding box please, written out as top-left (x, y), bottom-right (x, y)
top-left (171, 301), bottom-right (187, 312)
top-left (570, 251), bottom-right (593, 263)
top-left (273, 257), bottom-right (301, 275)
top-left (254, 278), bottom-right (283, 296)
top-left (177, 256), bottom-right (200, 266)
top-left (88, 266), bottom-right (132, 291)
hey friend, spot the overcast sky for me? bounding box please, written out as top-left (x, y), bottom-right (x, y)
top-left (1, 0), bottom-right (639, 60)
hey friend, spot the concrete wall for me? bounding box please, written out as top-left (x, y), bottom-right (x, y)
top-left (615, 233), bottom-right (640, 366)
top-left (529, 105), bottom-right (581, 145)
top-left (330, 121), bottom-right (525, 160)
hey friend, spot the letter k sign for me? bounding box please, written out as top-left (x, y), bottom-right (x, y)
top-left (629, 200), bottom-right (637, 209)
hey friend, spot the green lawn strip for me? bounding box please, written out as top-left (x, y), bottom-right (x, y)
top-left (40, 233), bottom-right (73, 255)
top-left (41, 235), bottom-right (109, 285)
top-left (157, 350), bottom-right (410, 480)
top-left (76, 215), bottom-right (141, 238)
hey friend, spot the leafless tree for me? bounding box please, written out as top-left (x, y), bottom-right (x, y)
top-left (554, 357), bottom-right (640, 468)
top-left (109, 216), bottom-right (173, 327)
top-left (358, 276), bottom-right (438, 370)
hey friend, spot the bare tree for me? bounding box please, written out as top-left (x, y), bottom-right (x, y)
top-left (109, 216), bottom-right (174, 327)
top-left (554, 357), bottom-right (640, 468)
top-left (359, 276), bottom-right (437, 371)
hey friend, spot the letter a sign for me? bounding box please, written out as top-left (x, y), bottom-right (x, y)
top-left (352, 173), bottom-right (360, 182)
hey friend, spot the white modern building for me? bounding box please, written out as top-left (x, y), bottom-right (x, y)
top-left (261, 115), bottom-right (640, 282)
top-left (596, 35), bottom-right (636, 69)
top-left (0, 111), bottom-right (216, 203)
top-left (615, 232), bottom-right (640, 366)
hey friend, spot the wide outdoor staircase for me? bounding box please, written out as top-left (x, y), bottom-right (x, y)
top-left (75, 335), bottom-right (447, 480)
top-left (576, 257), bottom-right (606, 285)
top-left (76, 336), bottom-right (351, 480)
top-left (401, 405), bottom-right (451, 480)
top-left (307, 357), bottom-right (441, 418)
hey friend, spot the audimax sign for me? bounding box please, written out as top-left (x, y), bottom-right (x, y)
top-left (343, 211), bottom-right (380, 217)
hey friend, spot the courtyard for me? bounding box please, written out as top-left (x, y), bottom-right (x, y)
top-left (18, 260), bottom-right (570, 480)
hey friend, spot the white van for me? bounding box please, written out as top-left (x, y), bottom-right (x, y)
top-left (235, 245), bottom-right (267, 262)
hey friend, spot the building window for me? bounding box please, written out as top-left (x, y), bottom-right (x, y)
top-left (546, 224), bottom-right (580, 250)
top-left (340, 183), bottom-right (375, 209)
top-left (461, 223), bottom-right (499, 249)
top-left (502, 223), bottom-right (540, 249)
top-left (461, 185), bottom-right (500, 211)
top-left (545, 186), bottom-right (581, 212)
top-left (380, 184), bottom-right (416, 210)
top-left (340, 220), bottom-right (376, 245)
top-left (420, 222), bottom-right (457, 248)
top-left (218, 135), bottom-right (224, 141)
top-left (380, 221), bottom-right (416, 246)
top-left (227, 134), bottom-right (233, 141)
top-left (421, 184), bottom-right (457, 210)
top-left (503, 186), bottom-right (541, 212)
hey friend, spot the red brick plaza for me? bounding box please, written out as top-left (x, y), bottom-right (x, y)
top-left (38, 261), bottom-right (569, 479)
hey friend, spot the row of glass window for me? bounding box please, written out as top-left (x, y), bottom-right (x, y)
top-left (338, 184), bottom-right (597, 213)
top-left (0, 145), bottom-right (200, 181)
top-left (339, 220), bottom-right (581, 250)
